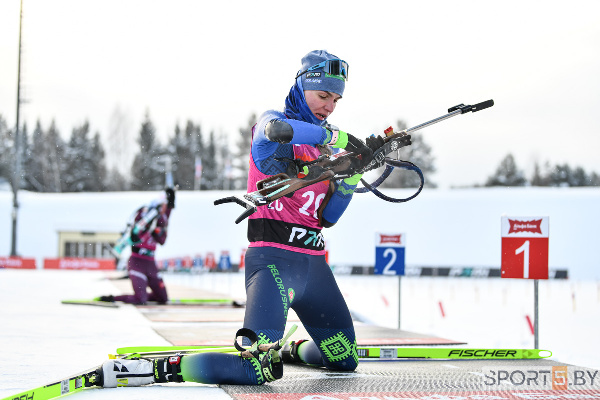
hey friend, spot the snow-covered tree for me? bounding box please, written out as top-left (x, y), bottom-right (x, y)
top-left (62, 121), bottom-right (107, 192)
top-left (200, 131), bottom-right (218, 190)
top-left (46, 121), bottom-right (65, 192)
top-left (530, 161), bottom-right (600, 187)
top-left (485, 153), bottom-right (527, 187)
top-left (168, 120), bottom-right (204, 190)
top-left (90, 132), bottom-right (108, 191)
top-left (23, 120), bottom-right (66, 192)
top-left (23, 120), bottom-right (46, 191)
top-left (217, 133), bottom-right (233, 190)
top-left (232, 113), bottom-right (255, 190)
top-left (375, 120), bottom-right (437, 189)
top-left (0, 114), bottom-right (11, 183)
top-left (130, 112), bottom-right (166, 190)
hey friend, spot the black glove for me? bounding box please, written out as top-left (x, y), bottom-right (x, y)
top-left (165, 188), bottom-right (175, 209)
top-left (366, 135), bottom-right (385, 152)
top-left (364, 135), bottom-right (388, 170)
top-left (130, 232), bottom-right (141, 244)
top-left (344, 133), bottom-right (374, 169)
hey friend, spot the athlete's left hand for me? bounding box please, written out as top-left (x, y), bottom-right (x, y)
top-left (345, 135), bottom-right (374, 169)
top-left (366, 135), bottom-right (385, 152)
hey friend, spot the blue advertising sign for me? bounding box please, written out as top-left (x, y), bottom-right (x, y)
top-left (374, 233), bottom-right (405, 275)
top-left (218, 251), bottom-right (231, 271)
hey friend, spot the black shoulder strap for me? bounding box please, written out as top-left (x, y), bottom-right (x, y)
top-left (356, 159), bottom-right (424, 203)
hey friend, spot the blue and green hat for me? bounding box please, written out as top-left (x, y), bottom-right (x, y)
top-left (296, 50), bottom-right (348, 97)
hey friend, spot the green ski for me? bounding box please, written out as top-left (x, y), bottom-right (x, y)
top-left (357, 347), bottom-right (552, 360)
top-left (157, 298), bottom-right (245, 306)
top-left (61, 299), bottom-right (120, 308)
top-left (116, 345), bottom-right (551, 360)
top-left (61, 298), bottom-right (244, 307)
top-left (0, 366), bottom-right (101, 400)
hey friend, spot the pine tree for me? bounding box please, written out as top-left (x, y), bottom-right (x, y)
top-left (189, 121), bottom-right (205, 190)
top-left (375, 120), bottom-right (437, 188)
top-left (531, 161), bottom-right (545, 186)
top-left (569, 166), bottom-right (587, 187)
top-left (24, 120), bottom-right (46, 191)
top-left (168, 120), bottom-right (202, 190)
top-left (0, 114), bottom-right (11, 183)
top-left (547, 164), bottom-right (593, 187)
top-left (201, 131), bottom-right (218, 190)
top-left (485, 153), bottom-right (527, 187)
top-left (131, 112), bottom-right (165, 190)
top-left (0, 116), bottom-right (28, 191)
top-left (63, 121), bottom-right (107, 192)
top-left (232, 113), bottom-right (255, 190)
top-left (46, 121), bottom-right (65, 192)
top-left (105, 167), bottom-right (129, 191)
top-left (18, 123), bottom-right (29, 190)
top-left (589, 172), bottom-right (600, 186)
top-left (90, 132), bottom-right (108, 191)
top-left (25, 120), bottom-right (66, 192)
top-left (531, 160), bottom-right (600, 187)
top-left (549, 164), bottom-right (571, 187)
top-left (218, 133), bottom-right (233, 190)
top-left (168, 123), bottom-right (183, 188)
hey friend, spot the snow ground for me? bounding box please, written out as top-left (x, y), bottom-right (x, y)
top-left (0, 270), bottom-right (230, 400)
top-left (1, 269), bottom-right (598, 399)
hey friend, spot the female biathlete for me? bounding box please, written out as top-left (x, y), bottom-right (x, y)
top-left (96, 50), bottom-right (384, 387)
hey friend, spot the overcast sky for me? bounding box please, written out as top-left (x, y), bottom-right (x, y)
top-left (1, 0), bottom-right (599, 188)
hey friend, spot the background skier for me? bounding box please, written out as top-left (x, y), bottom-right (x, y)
top-left (98, 188), bottom-right (175, 305)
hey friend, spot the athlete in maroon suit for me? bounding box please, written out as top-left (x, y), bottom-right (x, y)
top-left (100, 189), bottom-right (175, 305)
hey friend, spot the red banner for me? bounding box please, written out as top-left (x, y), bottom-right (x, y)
top-left (0, 257), bottom-right (37, 269)
top-left (43, 258), bottom-right (116, 270)
top-left (508, 218), bottom-right (543, 234)
top-left (379, 234), bottom-right (402, 244)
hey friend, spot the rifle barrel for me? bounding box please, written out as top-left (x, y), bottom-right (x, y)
top-left (404, 109), bottom-right (462, 135)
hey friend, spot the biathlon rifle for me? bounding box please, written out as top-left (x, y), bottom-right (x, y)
top-left (215, 99), bottom-right (494, 223)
